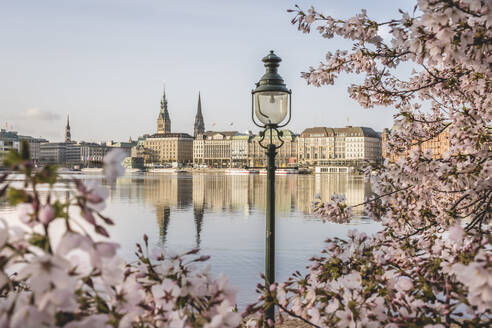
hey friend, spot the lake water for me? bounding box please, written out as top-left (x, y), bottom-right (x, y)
top-left (0, 172), bottom-right (381, 307)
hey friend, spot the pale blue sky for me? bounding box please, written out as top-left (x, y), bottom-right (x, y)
top-left (0, 0), bottom-right (414, 142)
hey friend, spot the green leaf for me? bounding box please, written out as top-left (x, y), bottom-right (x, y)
top-left (2, 150), bottom-right (23, 168)
top-left (53, 200), bottom-right (65, 219)
top-left (34, 165), bottom-right (58, 185)
top-left (95, 295), bottom-right (110, 313)
top-left (6, 188), bottom-right (30, 206)
top-left (20, 140), bottom-right (30, 161)
top-left (55, 311), bottom-right (76, 326)
top-left (28, 233), bottom-right (49, 251)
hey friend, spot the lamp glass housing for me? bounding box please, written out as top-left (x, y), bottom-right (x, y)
top-left (254, 91), bottom-right (288, 125)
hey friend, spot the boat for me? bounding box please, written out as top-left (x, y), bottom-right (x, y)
top-left (225, 168), bottom-right (261, 175)
top-left (147, 168), bottom-right (188, 174)
top-left (276, 168), bottom-right (299, 175)
top-left (81, 168), bottom-right (103, 173)
top-left (259, 168), bottom-right (299, 175)
top-left (125, 168), bottom-right (142, 173)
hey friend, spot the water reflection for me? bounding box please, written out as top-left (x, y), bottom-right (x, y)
top-left (1, 172), bottom-right (379, 307)
top-left (113, 174), bottom-right (370, 249)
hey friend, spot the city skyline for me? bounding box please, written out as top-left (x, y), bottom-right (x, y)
top-left (0, 0), bottom-right (414, 142)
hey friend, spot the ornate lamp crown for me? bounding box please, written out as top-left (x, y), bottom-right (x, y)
top-left (253, 51), bottom-right (290, 94)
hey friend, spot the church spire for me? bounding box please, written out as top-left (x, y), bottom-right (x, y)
top-left (194, 92), bottom-right (205, 137)
top-left (65, 114), bottom-right (71, 143)
top-left (160, 83), bottom-right (167, 113)
top-left (157, 84), bottom-right (171, 134)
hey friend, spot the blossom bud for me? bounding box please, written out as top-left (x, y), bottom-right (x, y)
top-left (267, 319), bottom-right (274, 327)
top-left (39, 204), bottom-right (55, 225)
top-left (187, 248), bottom-right (200, 255)
top-left (197, 255), bottom-right (210, 262)
top-left (269, 283), bottom-right (277, 292)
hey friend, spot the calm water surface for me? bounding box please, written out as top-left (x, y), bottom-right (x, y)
top-left (0, 172), bottom-right (381, 307)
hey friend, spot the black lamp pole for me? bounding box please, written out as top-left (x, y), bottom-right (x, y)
top-left (252, 51), bottom-right (291, 325)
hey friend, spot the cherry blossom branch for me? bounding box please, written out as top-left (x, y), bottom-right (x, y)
top-left (276, 303), bottom-right (321, 328)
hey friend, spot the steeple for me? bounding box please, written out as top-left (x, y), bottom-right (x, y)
top-left (65, 114), bottom-right (71, 143)
top-left (157, 84), bottom-right (171, 134)
top-left (194, 92), bottom-right (205, 137)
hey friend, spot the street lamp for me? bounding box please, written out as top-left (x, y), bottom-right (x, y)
top-left (252, 50), bottom-right (291, 325)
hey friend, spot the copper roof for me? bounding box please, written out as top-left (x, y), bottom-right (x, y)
top-left (148, 133), bottom-right (193, 139)
top-left (300, 126), bottom-right (380, 138)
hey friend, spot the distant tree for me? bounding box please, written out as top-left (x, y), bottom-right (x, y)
top-left (247, 1), bottom-right (491, 327)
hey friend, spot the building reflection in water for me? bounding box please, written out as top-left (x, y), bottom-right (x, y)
top-left (138, 173), bottom-right (370, 246)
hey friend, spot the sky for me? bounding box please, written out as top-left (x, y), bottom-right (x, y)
top-left (0, 0), bottom-right (415, 142)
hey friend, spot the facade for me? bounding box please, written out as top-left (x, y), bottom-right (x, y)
top-left (382, 127), bottom-right (450, 161)
top-left (79, 142), bottom-right (110, 166)
top-left (39, 142), bottom-right (81, 166)
top-left (193, 92), bottom-right (205, 137)
top-left (193, 131), bottom-right (237, 168)
top-left (0, 130), bottom-right (48, 165)
top-left (19, 136), bottom-right (49, 163)
top-left (0, 129), bottom-right (21, 165)
top-left (192, 137), bottom-right (205, 166)
top-left (248, 130), bottom-right (298, 167)
top-left (0, 129), bottom-right (21, 152)
top-left (66, 143), bottom-right (81, 165)
top-left (297, 126), bottom-right (381, 167)
top-left (231, 133), bottom-right (253, 168)
top-left (143, 133), bottom-right (193, 165)
top-left (40, 143), bottom-right (66, 165)
top-left (157, 87), bottom-right (171, 134)
top-left (123, 156), bottom-right (144, 169)
top-left (106, 140), bottom-right (137, 157)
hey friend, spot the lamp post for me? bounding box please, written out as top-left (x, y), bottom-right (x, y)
top-left (252, 50), bottom-right (291, 325)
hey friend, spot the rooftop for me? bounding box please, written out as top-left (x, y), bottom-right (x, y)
top-left (148, 133), bottom-right (193, 139)
top-left (300, 126), bottom-right (380, 138)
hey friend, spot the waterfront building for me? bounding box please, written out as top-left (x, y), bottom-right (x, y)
top-left (157, 86), bottom-right (171, 134)
top-left (143, 133), bottom-right (193, 165)
top-left (39, 142), bottom-right (81, 166)
top-left (0, 129), bottom-right (21, 165)
top-left (131, 137), bottom-right (155, 165)
top-left (231, 132), bottom-right (253, 168)
top-left (123, 156), bottom-right (144, 169)
top-left (0, 129), bottom-right (21, 152)
top-left (79, 142), bottom-right (110, 166)
top-left (297, 126), bottom-right (381, 167)
top-left (382, 127), bottom-right (450, 161)
top-left (40, 143), bottom-right (65, 165)
top-left (193, 92), bottom-right (205, 137)
top-left (19, 136), bottom-right (49, 163)
top-left (66, 143), bottom-right (81, 165)
top-left (248, 129), bottom-right (297, 167)
top-left (106, 139), bottom-right (137, 157)
top-left (39, 114), bottom-right (81, 166)
top-left (0, 129), bottom-right (48, 165)
top-left (193, 131), bottom-right (237, 168)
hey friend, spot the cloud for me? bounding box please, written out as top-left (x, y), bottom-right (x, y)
top-left (18, 108), bottom-right (61, 121)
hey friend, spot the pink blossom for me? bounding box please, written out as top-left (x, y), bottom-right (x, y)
top-left (395, 276), bottom-right (414, 292)
top-left (103, 149), bottom-right (126, 183)
top-left (38, 204), bottom-right (55, 225)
